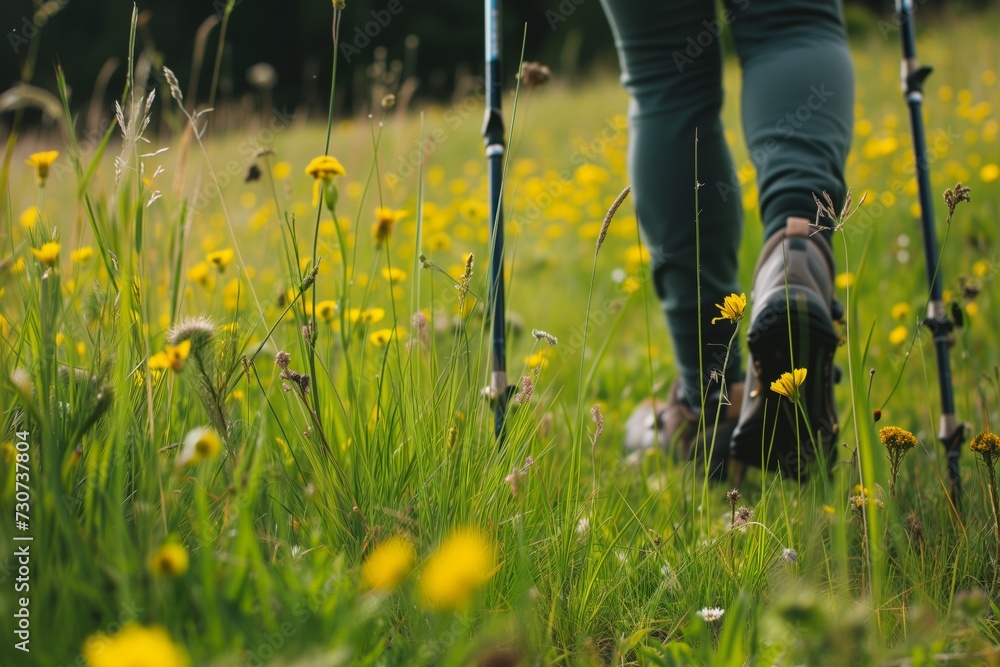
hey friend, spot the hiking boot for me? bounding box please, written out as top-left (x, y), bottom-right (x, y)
top-left (624, 380), bottom-right (744, 479)
top-left (730, 216), bottom-right (840, 477)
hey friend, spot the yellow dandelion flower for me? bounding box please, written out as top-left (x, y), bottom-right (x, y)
top-left (71, 246), bottom-right (94, 264)
top-left (315, 300), bottom-right (337, 321)
top-left (711, 292), bottom-right (746, 324)
top-left (273, 161), bottom-right (292, 180)
top-left (972, 260), bottom-right (991, 278)
top-left (770, 368), bottom-right (807, 402)
top-left (361, 536), bottom-right (415, 591)
top-left (369, 327), bottom-right (406, 347)
top-left (835, 272), bottom-right (855, 289)
top-left (381, 267), bottom-right (406, 284)
top-left (30, 242), bottom-right (61, 267)
top-left (420, 528), bottom-right (495, 610)
top-left (891, 302), bottom-right (911, 320)
top-left (178, 426), bottom-right (222, 466)
top-left (980, 163), bottom-right (999, 183)
top-left (888, 325), bottom-right (909, 345)
top-left (373, 207), bottom-right (407, 247)
top-left (83, 625), bottom-right (188, 667)
top-left (150, 542), bottom-right (189, 577)
top-left (24, 150), bottom-right (59, 186)
top-left (206, 248), bottom-right (234, 271)
top-left (525, 349), bottom-right (550, 369)
top-left (305, 155), bottom-right (346, 207)
top-left (148, 340), bottom-right (191, 373)
top-left (966, 302), bottom-right (979, 318)
top-left (19, 206), bottom-right (41, 229)
top-left (360, 308), bottom-right (385, 324)
top-left (187, 262), bottom-right (212, 287)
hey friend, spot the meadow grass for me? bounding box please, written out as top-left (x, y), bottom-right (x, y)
top-left (2, 6), bottom-right (1000, 666)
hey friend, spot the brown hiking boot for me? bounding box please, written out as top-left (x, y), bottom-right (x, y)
top-left (731, 216), bottom-right (840, 477)
top-left (624, 380), bottom-right (744, 479)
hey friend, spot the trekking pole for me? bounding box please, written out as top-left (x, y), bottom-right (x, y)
top-left (895, 0), bottom-right (964, 508)
top-left (483, 0), bottom-right (510, 439)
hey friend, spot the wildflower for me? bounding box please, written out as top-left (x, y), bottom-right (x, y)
top-left (83, 624), bottom-right (188, 667)
top-left (781, 548), bottom-right (798, 563)
top-left (889, 325), bottom-right (908, 345)
top-left (206, 248), bottom-right (234, 271)
top-left (516, 374), bottom-right (534, 405)
top-left (519, 61), bottom-right (552, 88)
top-left (891, 302), bottom-right (911, 320)
top-left (711, 292), bottom-right (746, 324)
top-left (370, 327), bottom-right (405, 347)
top-left (150, 542), bottom-right (189, 577)
top-left (187, 262), bottom-right (211, 287)
top-left (315, 300), bottom-right (337, 322)
top-left (30, 241), bottom-right (61, 267)
top-left (770, 368), bottom-right (807, 402)
top-left (20, 206), bottom-right (40, 229)
top-left (381, 267), bottom-right (406, 284)
top-left (361, 536), bottom-right (415, 591)
top-left (420, 528), bottom-right (495, 610)
top-left (167, 317), bottom-right (216, 357)
top-left (971, 431), bottom-right (1000, 455)
top-left (177, 426), bottom-right (222, 466)
top-left (531, 329), bottom-right (558, 345)
top-left (373, 207), bottom-right (407, 247)
top-left (732, 506), bottom-right (754, 528)
top-left (71, 246), bottom-right (95, 265)
top-left (305, 155), bottom-right (347, 209)
top-left (361, 308), bottom-right (385, 324)
top-left (696, 607), bottom-right (725, 623)
top-left (880, 425), bottom-right (918, 452)
top-left (726, 488), bottom-right (742, 507)
top-left (148, 340), bottom-right (191, 373)
top-left (25, 150), bottom-right (59, 186)
top-left (835, 272), bottom-right (855, 289)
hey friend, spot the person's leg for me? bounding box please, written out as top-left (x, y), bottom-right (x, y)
top-left (725, 0), bottom-right (854, 475)
top-left (599, 0), bottom-right (744, 417)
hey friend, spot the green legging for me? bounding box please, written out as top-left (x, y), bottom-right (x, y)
top-left (599, 0), bottom-right (854, 411)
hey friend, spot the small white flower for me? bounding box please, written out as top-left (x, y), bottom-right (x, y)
top-left (696, 607), bottom-right (725, 623)
top-left (781, 548), bottom-right (798, 563)
top-left (576, 517), bottom-right (590, 535)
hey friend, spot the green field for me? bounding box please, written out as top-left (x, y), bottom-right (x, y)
top-left (2, 6), bottom-right (1000, 666)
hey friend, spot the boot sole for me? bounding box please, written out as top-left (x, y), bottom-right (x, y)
top-left (731, 286), bottom-right (839, 478)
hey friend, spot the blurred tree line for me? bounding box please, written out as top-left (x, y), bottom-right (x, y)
top-left (0, 0), bottom-right (993, 127)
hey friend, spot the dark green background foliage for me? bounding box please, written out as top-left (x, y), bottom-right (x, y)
top-left (0, 0), bottom-right (991, 118)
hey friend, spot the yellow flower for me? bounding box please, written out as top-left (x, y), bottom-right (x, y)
top-left (381, 267), bottom-right (407, 284)
top-left (71, 246), bottom-right (95, 264)
top-left (19, 206), bottom-right (41, 229)
top-left (361, 536), bottom-right (415, 591)
top-left (315, 300), bottom-right (337, 321)
top-left (370, 327), bottom-right (406, 347)
top-left (980, 163), bottom-right (999, 183)
top-left (835, 272), bottom-right (855, 289)
top-left (273, 161), bottom-right (292, 180)
top-left (770, 368), bottom-right (807, 402)
top-left (966, 303), bottom-right (979, 318)
top-left (187, 262), bottom-right (212, 287)
top-left (879, 425), bottom-right (918, 452)
top-left (148, 340), bottom-right (191, 373)
top-left (305, 155), bottom-right (346, 207)
top-left (178, 426), bottom-right (223, 466)
top-left (206, 248), bottom-right (234, 271)
top-left (24, 150), bottom-right (59, 186)
top-left (972, 260), bottom-right (991, 278)
top-left (711, 292), bottom-right (746, 324)
top-left (373, 207), bottom-right (407, 247)
top-left (971, 431), bottom-right (1000, 454)
top-left (525, 350), bottom-right (550, 369)
top-left (83, 624), bottom-right (188, 667)
top-left (30, 242), bottom-right (61, 267)
top-left (891, 302), bottom-right (911, 320)
top-left (360, 308), bottom-right (385, 324)
top-left (150, 542), bottom-right (189, 577)
top-left (888, 325), bottom-right (909, 345)
top-left (420, 528), bottom-right (495, 610)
